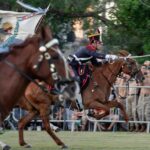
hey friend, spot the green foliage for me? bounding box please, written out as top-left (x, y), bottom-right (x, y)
top-left (0, 0), bottom-right (149, 61)
top-left (2, 131), bottom-right (150, 150)
top-left (107, 0), bottom-right (150, 61)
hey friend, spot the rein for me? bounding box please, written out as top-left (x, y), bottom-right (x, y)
top-left (101, 64), bottom-right (122, 87)
top-left (2, 39), bottom-right (62, 94)
top-left (104, 63), bottom-right (130, 99)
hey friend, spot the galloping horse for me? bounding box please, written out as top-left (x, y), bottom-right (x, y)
top-left (0, 25), bottom-right (76, 150)
top-left (16, 79), bottom-right (76, 149)
top-left (81, 50), bottom-right (142, 121)
top-left (13, 50), bottom-right (142, 149)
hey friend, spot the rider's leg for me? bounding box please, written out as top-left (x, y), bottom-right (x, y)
top-left (69, 63), bottom-right (83, 110)
top-left (69, 62), bottom-right (80, 83)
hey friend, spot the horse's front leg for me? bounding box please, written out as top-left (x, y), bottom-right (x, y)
top-left (18, 111), bottom-right (37, 148)
top-left (0, 113), bottom-right (11, 150)
top-left (40, 114), bottom-right (68, 149)
top-left (106, 100), bottom-right (129, 122)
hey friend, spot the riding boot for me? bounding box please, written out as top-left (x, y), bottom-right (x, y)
top-left (70, 64), bottom-right (81, 85)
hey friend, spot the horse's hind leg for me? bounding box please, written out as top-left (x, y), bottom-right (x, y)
top-left (106, 100), bottom-right (129, 122)
top-left (18, 111), bottom-right (37, 148)
top-left (41, 115), bottom-right (68, 149)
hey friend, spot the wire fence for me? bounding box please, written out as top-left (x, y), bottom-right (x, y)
top-left (4, 53), bottom-right (150, 133)
top-left (5, 85), bottom-right (150, 133)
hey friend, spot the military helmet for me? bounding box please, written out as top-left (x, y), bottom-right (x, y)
top-left (88, 33), bottom-right (100, 43)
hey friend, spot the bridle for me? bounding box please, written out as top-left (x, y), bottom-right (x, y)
top-left (33, 38), bottom-right (76, 93)
top-left (33, 39), bottom-right (63, 81)
top-left (3, 38), bottom-right (71, 94)
top-left (91, 57), bottom-right (139, 98)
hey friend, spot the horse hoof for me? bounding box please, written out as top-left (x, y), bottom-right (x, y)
top-left (61, 145), bottom-right (68, 149)
top-left (23, 144), bottom-right (32, 148)
top-left (2, 145), bottom-right (11, 150)
top-left (0, 128), bottom-right (5, 134)
top-left (55, 128), bottom-right (61, 132)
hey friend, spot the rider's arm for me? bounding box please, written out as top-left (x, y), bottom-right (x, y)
top-left (87, 50), bottom-right (106, 59)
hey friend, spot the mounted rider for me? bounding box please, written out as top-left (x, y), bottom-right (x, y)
top-left (67, 29), bottom-right (118, 84)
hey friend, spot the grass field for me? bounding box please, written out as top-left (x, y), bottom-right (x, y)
top-left (0, 131), bottom-right (150, 150)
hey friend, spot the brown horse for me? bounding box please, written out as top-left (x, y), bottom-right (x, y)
top-left (0, 26), bottom-right (76, 150)
top-left (16, 79), bottom-right (75, 149)
top-left (81, 50), bottom-right (142, 121)
top-left (15, 51), bottom-right (142, 149)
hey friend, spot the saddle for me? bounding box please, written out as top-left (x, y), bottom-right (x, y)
top-left (78, 64), bottom-right (92, 91)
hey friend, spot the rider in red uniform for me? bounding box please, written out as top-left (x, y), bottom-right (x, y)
top-left (68, 32), bottom-right (118, 83)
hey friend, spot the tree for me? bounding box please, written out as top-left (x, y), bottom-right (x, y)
top-left (105, 0), bottom-right (150, 61)
top-left (0, 0), bottom-right (149, 62)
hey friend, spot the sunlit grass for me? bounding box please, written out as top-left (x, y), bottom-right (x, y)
top-left (0, 131), bottom-right (150, 150)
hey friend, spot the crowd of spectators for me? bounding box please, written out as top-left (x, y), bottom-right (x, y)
top-left (3, 61), bottom-right (150, 133)
top-left (50, 60), bottom-right (150, 132)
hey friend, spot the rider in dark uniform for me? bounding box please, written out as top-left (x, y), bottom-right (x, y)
top-left (67, 32), bottom-right (118, 83)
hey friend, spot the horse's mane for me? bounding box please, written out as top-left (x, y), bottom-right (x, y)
top-left (10, 35), bottom-right (40, 51)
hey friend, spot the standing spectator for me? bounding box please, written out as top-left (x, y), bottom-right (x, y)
top-left (137, 61), bottom-right (150, 132)
top-left (115, 73), bottom-right (140, 132)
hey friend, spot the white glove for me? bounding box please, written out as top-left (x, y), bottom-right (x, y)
top-left (105, 54), bottom-right (118, 61)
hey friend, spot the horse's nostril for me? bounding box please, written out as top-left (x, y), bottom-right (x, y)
top-left (142, 77), bottom-right (145, 80)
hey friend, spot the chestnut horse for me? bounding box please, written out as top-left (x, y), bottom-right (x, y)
top-left (15, 50), bottom-right (142, 149)
top-left (0, 26), bottom-right (76, 150)
top-left (16, 79), bottom-right (76, 149)
top-left (81, 50), bottom-right (142, 121)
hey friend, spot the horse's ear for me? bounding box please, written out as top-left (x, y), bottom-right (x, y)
top-left (118, 50), bottom-right (129, 57)
top-left (40, 25), bottom-right (53, 43)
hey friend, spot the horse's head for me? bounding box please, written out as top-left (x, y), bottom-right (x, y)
top-left (10, 26), bottom-right (78, 100)
top-left (28, 26), bottom-right (79, 99)
top-left (118, 50), bottom-right (144, 83)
